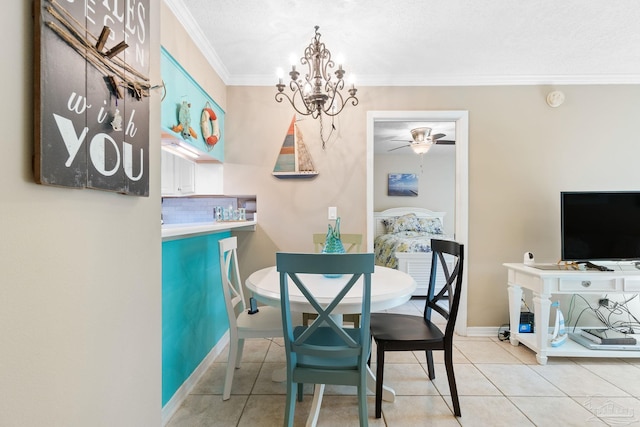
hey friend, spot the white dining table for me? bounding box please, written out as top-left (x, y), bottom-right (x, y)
top-left (245, 265), bottom-right (417, 426)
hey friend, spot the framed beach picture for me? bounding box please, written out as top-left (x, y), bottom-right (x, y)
top-left (388, 173), bottom-right (419, 196)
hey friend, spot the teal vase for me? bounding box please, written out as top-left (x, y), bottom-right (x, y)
top-left (322, 217), bottom-right (345, 277)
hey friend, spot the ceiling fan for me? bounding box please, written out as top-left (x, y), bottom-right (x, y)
top-left (388, 127), bottom-right (455, 154)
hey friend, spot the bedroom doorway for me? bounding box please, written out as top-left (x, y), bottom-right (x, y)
top-left (366, 110), bottom-right (469, 335)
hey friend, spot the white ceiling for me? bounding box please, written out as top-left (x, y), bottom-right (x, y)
top-left (166, 0), bottom-right (640, 87)
top-left (164, 0), bottom-right (640, 153)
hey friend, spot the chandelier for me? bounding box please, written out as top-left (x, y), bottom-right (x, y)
top-left (275, 26), bottom-right (359, 149)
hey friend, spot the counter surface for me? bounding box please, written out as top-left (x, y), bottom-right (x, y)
top-left (162, 221), bottom-right (256, 240)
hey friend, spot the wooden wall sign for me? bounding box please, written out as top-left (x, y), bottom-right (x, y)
top-left (34, 0), bottom-right (151, 196)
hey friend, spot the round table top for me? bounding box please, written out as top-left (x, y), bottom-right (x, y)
top-left (245, 265), bottom-right (417, 314)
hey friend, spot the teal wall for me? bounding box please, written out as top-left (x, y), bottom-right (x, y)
top-left (161, 47), bottom-right (225, 162)
top-left (162, 231), bottom-right (231, 406)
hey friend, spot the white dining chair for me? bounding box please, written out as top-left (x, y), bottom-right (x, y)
top-left (219, 236), bottom-right (284, 400)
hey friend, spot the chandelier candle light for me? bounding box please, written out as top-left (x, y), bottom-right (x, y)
top-left (275, 26), bottom-right (359, 149)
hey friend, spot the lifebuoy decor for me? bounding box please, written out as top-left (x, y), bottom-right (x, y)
top-left (200, 105), bottom-right (220, 147)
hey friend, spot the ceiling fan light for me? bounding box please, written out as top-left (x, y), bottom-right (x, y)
top-left (410, 127), bottom-right (432, 143)
top-left (411, 143), bottom-right (432, 155)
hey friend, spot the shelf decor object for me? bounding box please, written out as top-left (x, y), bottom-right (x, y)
top-left (275, 26), bottom-right (359, 149)
top-left (34, 0), bottom-right (151, 196)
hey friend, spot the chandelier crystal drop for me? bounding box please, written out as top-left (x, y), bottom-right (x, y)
top-left (275, 26), bottom-right (359, 149)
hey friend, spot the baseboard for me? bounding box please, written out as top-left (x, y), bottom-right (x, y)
top-left (161, 331), bottom-right (230, 426)
top-left (464, 326), bottom-right (503, 337)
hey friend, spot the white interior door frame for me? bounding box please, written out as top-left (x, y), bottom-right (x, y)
top-left (366, 110), bottom-right (469, 335)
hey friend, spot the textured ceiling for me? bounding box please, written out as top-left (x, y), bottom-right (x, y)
top-left (166, 0), bottom-right (640, 86)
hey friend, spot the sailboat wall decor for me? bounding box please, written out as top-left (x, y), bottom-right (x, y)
top-left (272, 116), bottom-right (319, 179)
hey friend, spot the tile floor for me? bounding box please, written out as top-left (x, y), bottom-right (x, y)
top-left (166, 299), bottom-right (640, 426)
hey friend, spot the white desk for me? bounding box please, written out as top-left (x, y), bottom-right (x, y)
top-left (505, 262), bottom-right (640, 365)
top-left (246, 265), bottom-right (416, 426)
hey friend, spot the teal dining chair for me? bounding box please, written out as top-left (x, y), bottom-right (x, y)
top-left (276, 252), bottom-right (375, 427)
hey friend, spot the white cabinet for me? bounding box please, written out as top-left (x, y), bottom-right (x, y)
top-left (161, 149), bottom-right (195, 195)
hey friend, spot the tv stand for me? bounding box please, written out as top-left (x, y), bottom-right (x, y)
top-left (504, 263), bottom-right (640, 364)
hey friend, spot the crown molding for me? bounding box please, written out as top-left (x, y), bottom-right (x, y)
top-left (228, 73), bottom-right (640, 87)
top-left (163, 0), bottom-right (231, 84)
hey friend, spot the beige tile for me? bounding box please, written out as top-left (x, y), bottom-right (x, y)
top-left (236, 394), bottom-right (288, 427)
top-left (215, 338), bottom-right (272, 363)
top-left (176, 321), bottom-right (640, 425)
top-left (457, 396), bottom-right (535, 426)
top-left (380, 395), bottom-right (461, 426)
top-left (414, 347), bottom-right (471, 365)
top-left (509, 396), bottom-right (608, 426)
top-left (431, 363), bottom-right (502, 396)
top-left (529, 363), bottom-right (629, 397)
top-left (454, 340), bottom-right (523, 364)
top-left (577, 396), bottom-right (640, 426)
top-left (579, 362), bottom-right (640, 396)
top-left (249, 362), bottom-right (289, 396)
top-left (476, 364), bottom-right (564, 396)
top-left (375, 363), bottom-right (439, 396)
top-left (312, 396), bottom-right (385, 427)
top-left (166, 394), bottom-right (247, 427)
top-left (493, 339), bottom-right (541, 365)
top-left (264, 339), bottom-right (287, 363)
top-left (191, 361), bottom-right (261, 396)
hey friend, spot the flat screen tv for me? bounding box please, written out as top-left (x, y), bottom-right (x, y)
top-left (561, 191), bottom-right (640, 262)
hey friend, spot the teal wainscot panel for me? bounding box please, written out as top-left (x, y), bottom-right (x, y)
top-left (162, 231), bottom-right (231, 406)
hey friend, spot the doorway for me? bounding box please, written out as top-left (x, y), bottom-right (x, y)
top-left (366, 110), bottom-right (469, 334)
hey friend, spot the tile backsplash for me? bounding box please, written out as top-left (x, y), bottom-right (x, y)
top-left (162, 196), bottom-right (255, 224)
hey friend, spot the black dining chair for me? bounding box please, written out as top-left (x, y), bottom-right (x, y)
top-left (370, 239), bottom-right (464, 418)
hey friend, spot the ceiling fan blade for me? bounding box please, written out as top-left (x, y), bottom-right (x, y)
top-left (391, 139), bottom-right (413, 142)
top-left (388, 144), bottom-right (411, 152)
top-left (434, 139), bottom-right (455, 145)
top-left (431, 133), bottom-right (446, 140)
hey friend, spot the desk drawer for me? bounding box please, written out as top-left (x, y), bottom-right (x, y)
top-left (559, 278), bottom-right (617, 292)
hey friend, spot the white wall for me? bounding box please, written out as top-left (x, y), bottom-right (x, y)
top-left (0, 3), bottom-right (161, 426)
top-left (374, 149), bottom-right (456, 235)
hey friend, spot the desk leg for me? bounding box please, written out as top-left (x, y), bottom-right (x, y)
top-left (533, 293), bottom-right (551, 365)
top-left (507, 284), bottom-right (522, 346)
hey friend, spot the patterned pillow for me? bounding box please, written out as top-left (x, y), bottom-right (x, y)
top-left (383, 213), bottom-right (420, 233)
top-left (418, 217), bottom-right (443, 234)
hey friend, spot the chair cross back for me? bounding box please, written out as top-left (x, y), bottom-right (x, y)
top-left (220, 236), bottom-right (245, 319)
top-left (426, 240), bottom-right (464, 335)
top-left (285, 269), bottom-right (363, 354)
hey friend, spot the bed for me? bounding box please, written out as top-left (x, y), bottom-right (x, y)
top-left (374, 207), bottom-right (453, 296)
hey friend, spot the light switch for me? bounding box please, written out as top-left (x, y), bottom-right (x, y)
top-left (328, 206), bottom-right (337, 220)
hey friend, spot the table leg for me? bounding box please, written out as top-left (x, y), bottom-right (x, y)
top-left (305, 384), bottom-right (325, 427)
top-left (533, 293), bottom-right (551, 365)
top-left (366, 364), bottom-right (395, 402)
top-left (507, 284), bottom-right (523, 346)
